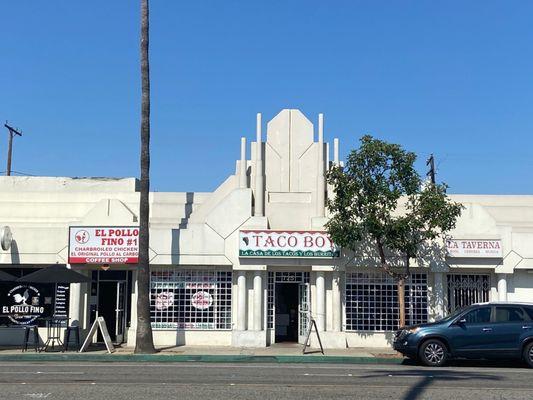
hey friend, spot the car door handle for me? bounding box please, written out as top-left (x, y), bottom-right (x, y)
top-left (482, 327), bottom-right (493, 332)
top-left (523, 326), bottom-right (532, 330)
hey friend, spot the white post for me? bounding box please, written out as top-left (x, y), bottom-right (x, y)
top-left (316, 271), bottom-right (326, 331)
top-left (69, 283), bottom-right (81, 327)
top-left (237, 271), bottom-right (247, 331)
top-left (333, 138), bottom-right (339, 166)
top-left (239, 137), bottom-right (247, 188)
top-left (497, 273), bottom-right (508, 302)
top-left (254, 113), bottom-right (264, 217)
top-left (253, 271), bottom-right (263, 331)
top-left (331, 271), bottom-right (341, 332)
top-left (316, 114), bottom-right (325, 217)
top-left (433, 272), bottom-right (445, 320)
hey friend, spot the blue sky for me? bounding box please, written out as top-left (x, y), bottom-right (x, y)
top-left (1, 1), bottom-right (532, 193)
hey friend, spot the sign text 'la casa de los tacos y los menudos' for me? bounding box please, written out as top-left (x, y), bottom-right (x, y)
top-left (68, 227), bottom-right (139, 264)
top-left (239, 230), bottom-right (339, 258)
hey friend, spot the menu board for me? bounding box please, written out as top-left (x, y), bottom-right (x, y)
top-left (54, 284), bottom-right (70, 320)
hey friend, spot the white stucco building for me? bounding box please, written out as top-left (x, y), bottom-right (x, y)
top-left (0, 109), bottom-right (532, 349)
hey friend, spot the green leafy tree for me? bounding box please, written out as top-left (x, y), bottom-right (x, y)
top-left (326, 135), bottom-right (463, 327)
top-left (135, 0), bottom-right (156, 354)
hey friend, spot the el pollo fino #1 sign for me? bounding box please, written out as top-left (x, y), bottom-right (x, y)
top-left (239, 230), bottom-right (339, 258)
top-left (69, 227), bottom-right (139, 264)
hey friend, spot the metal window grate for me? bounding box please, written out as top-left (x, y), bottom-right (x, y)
top-left (267, 272), bottom-right (309, 329)
top-left (345, 272), bottom-right (428, 331)
top-left (150, 269), bottom-right (232, 330)
top-left (446, 274), bottom-right (490, 313)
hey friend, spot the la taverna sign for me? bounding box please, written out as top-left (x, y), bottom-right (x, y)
top-left (239, 230), bottom-right (340, 258)
top-left (446, 239), bottom-right (503, 258)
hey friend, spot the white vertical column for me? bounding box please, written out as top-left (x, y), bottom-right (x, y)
top-left (253, 271), bottom-right (263, 331)
top-left (331, 271), bottom-right (341, 332)
top-left (433, 272), bottom-right (445, 320)
top-left (316, 271), bottom-right (326, 331)
top-left (254, 113), bottom-right (264, 217)
top-left (69, 282), bottom-right (81, 327)
top-left (316, 114), bottom-right (325, 217)
top-left (239, 137), bottom-right (247, 188)
top-left (333, 138), bottom-right (339, 166)
top-left (498, 273), bottom-right (508, 302)
top-left (237, 271), bottom-right (247, 331)
top-left (129, 271), bottom-right (138, 338)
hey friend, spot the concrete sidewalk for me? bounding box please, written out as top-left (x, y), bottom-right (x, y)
top-left (0, 343), bottom-right (404, 364)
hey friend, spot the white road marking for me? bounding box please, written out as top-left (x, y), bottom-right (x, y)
top-left (303, 373), bottom-right (355, 377)
top-left (0, 371), bottom-right (84, 375)
top-left (0, 362), bottom-right (529, 376)
top-left (1, 382), bottom-right (532, 392)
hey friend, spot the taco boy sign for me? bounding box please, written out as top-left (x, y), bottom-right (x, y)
top-left (239, 230), bottom-right (339, 258)
top-left (69, 227), bottom-right (139, 264)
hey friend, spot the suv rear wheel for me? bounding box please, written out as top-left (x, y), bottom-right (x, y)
top-left (419, 339), bottom-right (447, 367)
top-left (523, 342), bottom-right (533, 368)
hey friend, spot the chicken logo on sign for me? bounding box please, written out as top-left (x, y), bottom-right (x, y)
top-left (13, 289), bottom-right (30, 305)
top-left (75, 230), bottom-right (90, 244)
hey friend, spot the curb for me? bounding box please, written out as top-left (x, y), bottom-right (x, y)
top-left (0, 353), bottom-right (404, 364)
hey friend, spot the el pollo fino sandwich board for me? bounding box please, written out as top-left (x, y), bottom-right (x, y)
top-left (79, 316), bottom-right (115, 354)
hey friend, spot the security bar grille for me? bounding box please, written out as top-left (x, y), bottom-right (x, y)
top-left (446, 274), bottom-right (490, 313)
top-left (345, 272), bottom-right (428, 331)
top-left (150, 269), bottom-right (232, 330)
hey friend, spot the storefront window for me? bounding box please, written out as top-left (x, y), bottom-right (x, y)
top-left (150, 269), bottom-right (232, 330)
top-left (345, 271), bottom-right (428, 331)
top-left (0, 268), bottom-right (70, 327)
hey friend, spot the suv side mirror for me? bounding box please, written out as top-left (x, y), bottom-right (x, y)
top-left (456, 318), bottom-right (466, 325)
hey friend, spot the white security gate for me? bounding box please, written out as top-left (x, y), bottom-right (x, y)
top-left (298, 282), bottom-right (310, 344)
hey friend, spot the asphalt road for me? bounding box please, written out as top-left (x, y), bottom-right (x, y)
top-left (0, 361), bottom-right (532, 400)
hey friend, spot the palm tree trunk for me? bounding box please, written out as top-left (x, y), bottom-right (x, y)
top-left (135, 0), bottom-right (155, 354)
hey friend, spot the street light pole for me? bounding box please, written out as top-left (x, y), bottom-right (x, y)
top-left (4, 122), bottom-right (22, 176)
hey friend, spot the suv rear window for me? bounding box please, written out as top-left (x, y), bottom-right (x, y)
top-left (495, 306), bottom-right (527, 322)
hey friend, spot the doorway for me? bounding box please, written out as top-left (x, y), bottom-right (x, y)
top-left (268, 272), bottom-right (310, 344)
top-left (90, 270), bottom-right (131, 344)
top-left (97, 281), bottom-right (126, 343)
top-left (275, 283), bottom-right (298, 342)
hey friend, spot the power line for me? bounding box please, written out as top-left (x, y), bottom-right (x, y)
top-left (0, 170), bottom-right (35, 176)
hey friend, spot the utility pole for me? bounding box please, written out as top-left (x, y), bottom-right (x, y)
top-left (4, 122), bottom-right (22, 176)
top-left (426, 153), bottom-right (435, 185)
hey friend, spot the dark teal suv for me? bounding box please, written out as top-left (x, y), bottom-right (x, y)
top-left (393, 302), bottom-right (533, 367)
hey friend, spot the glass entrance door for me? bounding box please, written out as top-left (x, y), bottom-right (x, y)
top-left (115, 281), bottom-right (126, 343)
